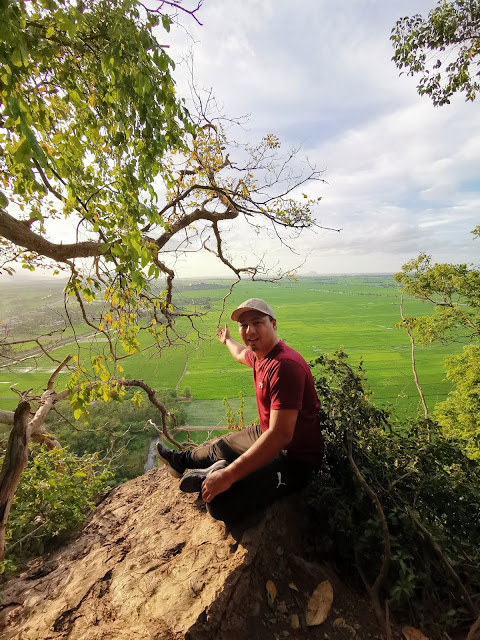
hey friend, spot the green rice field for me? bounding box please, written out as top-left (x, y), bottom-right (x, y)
top-left (0, 275), bottom-right (464, 424)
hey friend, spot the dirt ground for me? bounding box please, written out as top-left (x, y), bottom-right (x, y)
top-left (0, 467), bottom-right (409, 640)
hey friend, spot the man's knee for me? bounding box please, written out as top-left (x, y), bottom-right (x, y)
top-left (206, 496), bottom-right (235, 522)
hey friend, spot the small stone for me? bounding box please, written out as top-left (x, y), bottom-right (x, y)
top-left (288, 582), bottom-right (299, 591)
top-left (276, 546), bottom-right (283, 555)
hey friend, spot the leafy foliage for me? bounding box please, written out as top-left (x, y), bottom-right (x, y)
top-left (391, 0), bottom-right (480, 105)
top-left (0, 0), bottom-right (192, 261)
top-left (308, 351), bottom-right (480, 635)
top-left (434, 344), bottom-right (480, 459)
top-left (1, 444), bottom-right (112, 572)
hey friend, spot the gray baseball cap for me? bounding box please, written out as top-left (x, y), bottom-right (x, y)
top-left (230, 298), bottom-right (275, 322)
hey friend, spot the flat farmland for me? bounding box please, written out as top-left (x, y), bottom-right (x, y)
top-left (0, 275), bottom-right (463, 424)
top-left (178, 277), bottom-right (459, 423)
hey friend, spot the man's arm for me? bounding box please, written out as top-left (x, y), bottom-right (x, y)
top-left (216, 323), bottom-right (249, 365)
top-left (201, 409), bottom-right (299, 503)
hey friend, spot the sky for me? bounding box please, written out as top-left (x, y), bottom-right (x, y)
top-left (157, 0), bottom-right (479, 278)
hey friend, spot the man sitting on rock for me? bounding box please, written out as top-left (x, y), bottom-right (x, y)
top-left (156, 298), bottom-right (324, 522)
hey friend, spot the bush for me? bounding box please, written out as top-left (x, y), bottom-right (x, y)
top-left (308, 350), bottom-right (480, 636)
top-left (222, 391), bottom-right (245, 431)
top-left (1, 445), bottom-right (112, 572)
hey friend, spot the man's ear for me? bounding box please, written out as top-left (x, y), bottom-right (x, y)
top-left (272, 318), bottom-right (277, 330)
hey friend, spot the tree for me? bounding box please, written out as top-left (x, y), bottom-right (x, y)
top-left (394, 251), bottom-right (480, 343)
top-left (0, 0), bottom-right (328, 560)
top-left (0, 0), bottom-right (327, 407)
top-left (0, 0), bottom-right (326, 362)
top-left (391, 0), bottom-right (480, 105)
top-left (394, 244), bottom-right (480, 458)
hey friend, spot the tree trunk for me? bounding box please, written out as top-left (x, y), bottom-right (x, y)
top-left (0, 401), bottom-right (31, 561)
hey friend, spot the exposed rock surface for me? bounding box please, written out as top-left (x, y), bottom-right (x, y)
top-left (0, 468), bottom-right (385, 640)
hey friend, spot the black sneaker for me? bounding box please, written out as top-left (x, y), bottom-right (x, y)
top-left (179, 460), bottom-right (229, 493)
top-left (156, 442), bottom-right (186, 478)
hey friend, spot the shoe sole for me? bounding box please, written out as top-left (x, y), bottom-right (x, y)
top-left (156, 448), bottom-right (182, 479)
top-left (179, 460), bottom-right (229, 493)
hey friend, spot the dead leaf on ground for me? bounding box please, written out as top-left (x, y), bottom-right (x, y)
top-left (306, 579), bottom-right (333, 626)
top-left (266, 580), bottom-right (277, 605)
top-left (403, 626), bottom-right (429, 640)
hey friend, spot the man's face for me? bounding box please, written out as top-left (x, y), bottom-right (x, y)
top-left (237, 310), bottom-right (278, 359)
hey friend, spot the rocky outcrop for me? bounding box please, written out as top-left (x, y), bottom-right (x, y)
top-left (0, 468), bottom-right (381, 640)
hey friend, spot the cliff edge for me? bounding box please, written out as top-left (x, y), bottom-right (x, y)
top-left (0, 467), bottom-right (383, 639)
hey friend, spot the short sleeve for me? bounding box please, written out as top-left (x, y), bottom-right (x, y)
top-left (269, 360), bottom-right (305, 410)
top-left (244, 348), bottom-right (255, 369)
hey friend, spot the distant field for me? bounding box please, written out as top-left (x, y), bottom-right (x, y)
top-left (0, 275), bottom-right (463, 424)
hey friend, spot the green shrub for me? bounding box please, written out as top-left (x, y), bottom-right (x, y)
top-left (1, 445), bottom-right (112, 572)
top-left (308, 350), bottom-right (480, 636)
top-left (222, 391), bottom-right (246, 431)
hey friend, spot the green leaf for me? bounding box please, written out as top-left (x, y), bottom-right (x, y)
top-left (14, 138), bottom-right (31, 163)
top-left (11, 49), bottom-right (23, 68)
top-left (161, 14), bottom-right (171, 32)
top-left (0, 191), bottom-right (8, 208)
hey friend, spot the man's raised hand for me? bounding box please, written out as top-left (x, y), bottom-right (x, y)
top-left (216, 324), bottom-right (231, 345)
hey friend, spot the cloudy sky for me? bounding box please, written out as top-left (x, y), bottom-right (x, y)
top-left (160, 0), bottom-right (479, 278)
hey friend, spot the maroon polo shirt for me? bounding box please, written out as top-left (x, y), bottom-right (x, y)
top-left (244, 341), bottom-right (324, 466)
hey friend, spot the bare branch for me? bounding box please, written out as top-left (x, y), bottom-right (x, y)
top-left (140, 0), bottom-right (204, 25)
top-left (399, 292), bottom-right (430, 424)
top-left (47, 355), bottom-right (72, 390)
top-left (0, 208), bottom-right (104, 262)
top-left (118, 379), bottom-right (184, 449)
